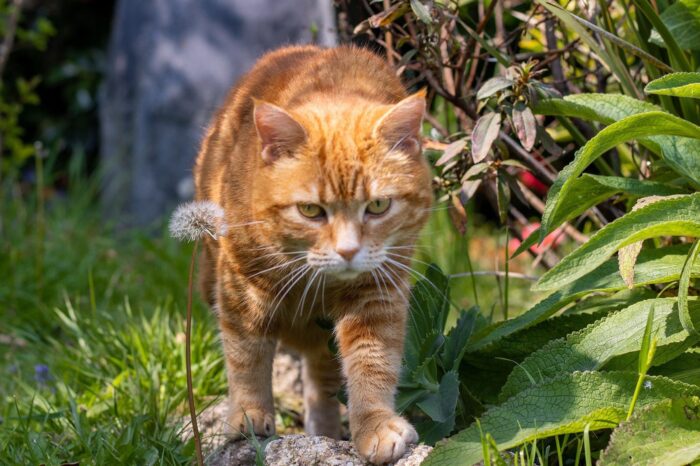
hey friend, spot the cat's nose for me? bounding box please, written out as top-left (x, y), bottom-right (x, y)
top-left (336, 246), bottom-right (360, 261)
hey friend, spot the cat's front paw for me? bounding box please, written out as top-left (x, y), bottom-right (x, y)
top-left (353, 414), bottom-right (418, 465)
top-left (226, 407), bottom-right (276, 439)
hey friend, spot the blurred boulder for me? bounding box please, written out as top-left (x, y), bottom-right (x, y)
top-left (99, 0), bottom-right (336, 226)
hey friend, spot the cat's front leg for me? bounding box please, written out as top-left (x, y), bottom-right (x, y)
top-left (336, 310), bottom-right (418, 464)
top-left (219, 316), bottom-right (276, 438)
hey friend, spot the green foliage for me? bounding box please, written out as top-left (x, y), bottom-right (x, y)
top-left (599, 397), bottom-right (700, 465)
top-left (500, 299), bottom-right (700, 401)
top-left (645, 72), bottom-right (700, 99)
top-left (0, 185), bottom-right (225, 464)
top-left (399, 265), bottom-right (480, 444)
top-left (424, 372), bottom-right (700, 465)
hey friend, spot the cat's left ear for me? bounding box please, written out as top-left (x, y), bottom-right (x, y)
top-left (253, 99), bottom-right (307, 164)
top-left (373, 89), bottom-right (426, 156)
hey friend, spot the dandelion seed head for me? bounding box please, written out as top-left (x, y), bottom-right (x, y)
top-left (169, 201), bottom-right (228, 242)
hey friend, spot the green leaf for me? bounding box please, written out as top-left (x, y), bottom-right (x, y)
top-left (469, 244), bottom-right (699, 351)
top-left (500, 298), bottom-right (700, 400)
top-left (652, 349), bottom-right (700, 386)
top-left (599, 397), bottom-right (700, 465)
top-left (511, 174), bottom-right (685, 259)
top-left (405, 265), bottom-right (450, 369)
top-left (646, 72), bottom-right (700, 99)
top-left (649, 0), bottom-right (700, 52)
top-left (533, 94), bottom-right (700, 191)
top-left (416, 371), bottom-right (460, 424)
top-left (424, 372), bottom-right (700, 466)
top-left (410, 0), bottom-right (432, 23)
top-left (540, 113), bottom-right (700, 239)
top-left (471, 112), bottom-right (502, 163)
top-left (679, 240), bottom-right (700, 337)
top-left (634, 0), bottom-right (693, 71)
top-left (441, 307), bottom-right (478, 372)
top-left (535, 194), bottom-right (700, 291)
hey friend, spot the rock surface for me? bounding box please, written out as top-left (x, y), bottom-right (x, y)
top-left (208, 434), bottom-right (433, 466)
top-left (100, 0), bottom-right (336, 226)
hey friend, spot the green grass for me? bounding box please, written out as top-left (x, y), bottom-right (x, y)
top-left (1, 183), bottom-right (225, 464)
top-left (0, 180), bottom-right (539, 465)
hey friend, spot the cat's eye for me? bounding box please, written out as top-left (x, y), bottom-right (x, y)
top-left (298, 203), bottom-right (325, 219)
top-left (366, 198), bottom-right (392, 216)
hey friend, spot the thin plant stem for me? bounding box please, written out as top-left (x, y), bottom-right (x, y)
top-left (34, 147), bottom-right (45, 297)
top-left (464, 228), bottom-right (480, 308)
top-left (187, 239), bottom-right (204, 466)
top-left (503, 227), bottom-right (509, 321)
top-left (626, 373), bottom-right (646, 421)
top-left (583, 423), bottom-right (593, 466)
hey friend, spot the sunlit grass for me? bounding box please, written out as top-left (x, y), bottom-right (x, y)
top-left (0, 179), bottom-right (546, 464)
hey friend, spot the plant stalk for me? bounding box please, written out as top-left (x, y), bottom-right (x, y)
top-left (187, 239), bottom-right (204, 466)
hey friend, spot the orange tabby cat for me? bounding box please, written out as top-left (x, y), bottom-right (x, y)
top-left (193, 45), bottom-right (432, 464)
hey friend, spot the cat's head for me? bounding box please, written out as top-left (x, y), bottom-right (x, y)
top-left (250, 91), bottom-right (433, 280)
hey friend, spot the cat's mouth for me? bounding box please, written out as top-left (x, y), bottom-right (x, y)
top-left (332, 268), bottom-right (363, 280)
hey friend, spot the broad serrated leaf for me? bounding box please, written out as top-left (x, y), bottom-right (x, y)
top-left (535, 194), bottom-right (700, 291)
top-left (424, 371), bottom-right (700, 466)
top-left (405, 265), bottom-right (450, 369)
top-left (471, 112), bottom-right (502, 162)
top-left (616, 196), bottom-right (683, 287)
top-left (436, 139), bottom-right (467, 166)
top-left (441, 307), bottom-right (478, 371)
top-left (511, 102), bottom-right (537, 151)
top-left (645, 72), bottom-right (700, 99)
top-left (533, 94), bottom-right (700, 192)
top-left (679, 240), bottom-right (700, 337)
top-left (471, 289), bottom-right (653, 361)
top-left (500, 298), bottom-right (700, 400)
top-left (470, 244), bottom-right (700, 351)
top-left (416, 371), bottom-right (460, 424)
top-left (540, 113), bottom-right (700, 240)
top-left (652, 349), bottom-right (700, 386)
top-left (476, 77), bottom-right (514, 101)
top-left (599, 397), bottom-right (700, 465)
top-left (511, 174), bottom-right (686, 258)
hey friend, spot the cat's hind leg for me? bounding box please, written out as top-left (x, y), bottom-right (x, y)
top-left (219, 317), bottom-right (277, 438)
top-left (301, 342), bottom-right (343, 439)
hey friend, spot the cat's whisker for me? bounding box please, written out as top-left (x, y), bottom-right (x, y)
top-left (248, 255), bottom-right (307, 278)
top-left (246, 250), bottom-right (307, 265)
top-left (377, 264), bottom-right (410, 311)
top-left (264, 265), bottom-right (310, 334)
top-left (294, 269), bottom-right (320, 327)
top-left (417, 205), bottom-right (450, 212)
top-left (384, 252), bottom-right (435, 270)
top-left (306, 270), bottom-right (325, 323)
top-left (384, 257), bottom-right (455, 311)
top-left (227, 220), bottom-right (268, 228)
top-left (378, 264), bottom-right (420, 335)
top-left (320, 273), bottom-right (327, 315)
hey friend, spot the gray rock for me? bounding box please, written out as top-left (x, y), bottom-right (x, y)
top-left (99, 0), bottom-right (336, 226)
top-left (207, 434), bottom-right (433, 466)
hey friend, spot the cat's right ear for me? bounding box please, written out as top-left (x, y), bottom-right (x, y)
top-left (253, 99), bottom-right (307, 164)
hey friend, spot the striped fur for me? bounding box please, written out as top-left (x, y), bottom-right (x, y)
top-left (193, 45), bottom-right (432, 464)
